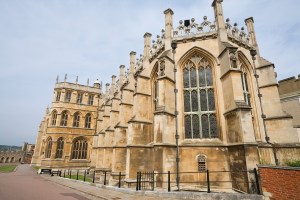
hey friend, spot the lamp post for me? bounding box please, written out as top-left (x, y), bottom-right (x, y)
top-left (250, 48), bottom-right (278, 166)
top-left (171, 41), bottom-right (180, 190)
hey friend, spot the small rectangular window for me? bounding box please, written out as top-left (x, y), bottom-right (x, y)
top-left (56, 91), bottom-right (61, 101)
top-left (77, 93), bottom-right (83, 104)
top-left (88, 95), bottom-right (94, 105)
top-left (65, 91), bottom-right (71, 102)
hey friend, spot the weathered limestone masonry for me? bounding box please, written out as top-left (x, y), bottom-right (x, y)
top-left (32, 78), bottom-right (102, 169)
top-left (32, 0), bottom-right (300, 193)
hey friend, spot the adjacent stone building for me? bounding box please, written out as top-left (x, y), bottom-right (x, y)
top-left (278, 75), bottom-right (300, 139)
top-left (32, 0), bottom-right (300, 192)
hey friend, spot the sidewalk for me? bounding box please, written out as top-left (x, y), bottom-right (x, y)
top-left (42, 174), bottom-right (263, 200)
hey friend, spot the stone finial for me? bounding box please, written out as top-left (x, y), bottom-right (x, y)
top-left (212, 0), bottom-right (227, 42)
top-left (144, 33), bottom-right (152, 58)
top-left (119, 65), bottom-right (125, 85)
top-left (56, 75), bottom-right (59, 84)
top-left (87, 78), bottom-right (89, 86)
top-left (164, 8), bottom-right (174, 50)
top-left (75, 76), bottom-right (78, 84)
top-left (245, 17), bottom-right (258, 48)
top-left (130, 51), bottom-right (136, 74)
top-left (64, 74), bottom-right (67, 82)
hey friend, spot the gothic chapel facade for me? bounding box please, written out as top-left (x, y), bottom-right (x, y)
top-left (32, 0), bottom-right (300, 191)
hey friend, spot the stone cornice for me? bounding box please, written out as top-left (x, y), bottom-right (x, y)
top-left (220, 68), bottom-right (242, 80)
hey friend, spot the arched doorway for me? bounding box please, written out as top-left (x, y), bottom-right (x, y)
top-left (5, 157), bottom-right (10, 163)
top-left (0, 157), bottom-right (4, 163)
top-left (10, 157), bottom-right (15, 163)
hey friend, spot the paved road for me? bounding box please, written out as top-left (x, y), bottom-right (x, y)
top-left (0, 165), bottom-right (181, 200)
top-left (0, 164), bottom-right (96, 200)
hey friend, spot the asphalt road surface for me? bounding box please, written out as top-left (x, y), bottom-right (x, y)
top-left (0, 164), bottom-right (94, 200)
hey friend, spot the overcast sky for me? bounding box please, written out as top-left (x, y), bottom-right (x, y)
top-left (0, 0), bottom-right (299, 146)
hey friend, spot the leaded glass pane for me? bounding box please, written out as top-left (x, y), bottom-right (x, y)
top-left (209, 114), bottom-right (218, 138)
top-left (190, 67), bottom-right (197, 87)
top-left (191, 90), bottom-right (198, 111)
top-left (200, 90), bottom-right (208, 111)
top-left (244, 73), bottom-right (249, 91)
top-left (183, 68), bottom-right (189, 88)
top-left (206, 66), bottom-right (213, 86)
top-left (192, 115), bottom-right (200, 138)
top-left (208, 89), bottom-right (215, 111)
top-left (198, 67), bottom-right (205, 87)
top-left (201, 114), bottom-right (209, 138)
top-left (185, 115), bottom-right (192, 138)
top-left (184, 91), bottom-right (191, 112)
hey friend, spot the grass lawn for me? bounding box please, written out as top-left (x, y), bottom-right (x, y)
top-left (31, 166), bottom-right (40, 171)
top-left (0, 165), bottom-right (17, 172)
top-left (64, 174), bottom-right (93, 182)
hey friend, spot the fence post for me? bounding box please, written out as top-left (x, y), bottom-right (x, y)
top-left (84, 170), bottom-right (86, 182)
top-left (92, 170), bottom-right (95, 183)
top-left (104, 171), bottom-right (107, 185)
top-left (206, 169), bottom-right (210, 193)
top-left (69, 169), bottom-right (72, 179)
top-left (139, 172), bottom-right (142, 191)
top-left (63, 170), bottom-right (65, 178)
top-left (118, 172), bottom-right (121, 188)
top-left (254, 168), bottom-right (261, 195)
top-left (76, 170), bottom-right (79, 180)
top-left (168, 171), bottom-right (171, 192)
top-left (136, 172), bottom-right (139, 191)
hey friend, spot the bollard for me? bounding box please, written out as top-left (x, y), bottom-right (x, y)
top-left (118, 172), bottom-right (121, 188)
top-left (206, 170), bottom-right (210, 193)
top-left (104, 171), bottom-right (107, 185)
top-left (168, 171), bottom-right (171, 192)
top-left (93, 170), bottom-right (95, 183)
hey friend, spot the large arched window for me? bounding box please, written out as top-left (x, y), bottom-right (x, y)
top-left (73, 112), bottom-right (80, 127)
top-left (51, 111), bottom-right (57, 126)
top-left (241, 66), bottom-right (251, 106)
top-left (85, 113), bottom-right (91, 128)
top-left (55, 137), bottom-right (64, 159)
top-left (60, 111), bottom-right (68, 126)
top-left (183, 54), bottom-right (218, 139)
top-left (45, 137), bottom-right (52, 158)
top-left (71, 137), bottom-right (88, 159)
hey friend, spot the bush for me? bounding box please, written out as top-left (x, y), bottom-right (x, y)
top-left (286, 160), bottom-right (300, 167)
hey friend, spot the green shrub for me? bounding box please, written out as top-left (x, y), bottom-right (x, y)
top-left (286, 160), bottom-right (300, 167)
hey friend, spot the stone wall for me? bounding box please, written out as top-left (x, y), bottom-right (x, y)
top-left (258, 165), bottom-right (300, 200)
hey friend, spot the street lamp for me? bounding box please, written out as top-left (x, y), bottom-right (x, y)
top-left (171, 40), bottom-right (180, 190)
top-left (250, 48), bottom-right (278, 165)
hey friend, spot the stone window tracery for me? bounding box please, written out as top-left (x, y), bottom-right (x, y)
top-left (73, 112), bottom-right (80, 127)
top-left (45, 137), bottom-right (52, 158)
top-left (241, 66), bottom-right (251, 106)
top-left (77, 93), bottom-right (83, 104)
top-left (55, 137), bottom-right (64, 159)
top-left (71, 137), bottom-right (88, 159)
top-left (51, 111), bottom-right (57, 126)
top-left (88, 95), bottom-right (94, 105)
top-left (85, 113), bottom-right (91, 128)
top-left (60, 111), bottom-right (68, 127)
top-left (65, 91), bottom-right (72, 102)
top-left (56, 91), bottom-right (61, 101)
top-left (183, 55), bottom-right (218, 139)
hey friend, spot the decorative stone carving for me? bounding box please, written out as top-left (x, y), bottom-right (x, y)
top-left (229, 51), bottom-right (238, 69)
top-left (173, 16), bottom-right (217, 37)
top-left (159, 60), bottom-right (165, 76)
top-left (225, 18), bottom-right (250, 44)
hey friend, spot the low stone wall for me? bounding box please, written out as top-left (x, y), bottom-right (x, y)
top-left (258, 165), bottom-right (300, 200)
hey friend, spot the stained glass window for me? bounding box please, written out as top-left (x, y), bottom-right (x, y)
top-left (182, 55), bottom-right (218, 139)
top-left (71, 137), bottom-right (88, 159)
top-left (45, 137), bottom-right (52, 158)
top-left (241, 67), bottom-right (251, 106)
top-left (185, 115), bottom-right (192, 138)
top-left (55, 138), bottom-right (64, 159)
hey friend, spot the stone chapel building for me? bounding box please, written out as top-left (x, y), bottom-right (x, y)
top-left (32, 0), bottom-right (300, 191)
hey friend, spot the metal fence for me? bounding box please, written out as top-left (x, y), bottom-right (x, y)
top-left (47, 168), bottom-right (260, 194)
